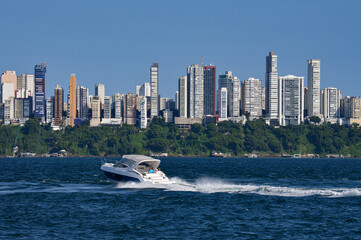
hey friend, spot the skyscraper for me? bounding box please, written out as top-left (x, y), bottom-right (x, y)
top-left (136, 85), bottom-right (141, 96)
top-left (175, 91), bottom-right (179, 111)
top-left (265, 52), bottom-right (279, 120)
top-left (140, 97), bottom-right (147, 129)
top-left (321, 87), bottom-right (341, 120)
top-left (113, 93), bottom-right (122, 120)
top-left (123, 93), bottom-right (137, 125)
top-left (54, 85), bottom-right (64, 126)
top-left (69, 73), bottom-right (77, 126)
top-left (77, 86), bottom-right (89, 120)
top-left (103, 96), bottom-right (112, 119)
top-left (217, 87), bottom-right (227, 119)
top-left (139, 82), bottom-right (151, 97)
top-left (150, 63), bottom-right (159, 119)
top-left (187, 64), bottom-right (204, 118)
top-left (46, 97), bottom-right (54, 124)
top-left (1, 70), bottom-right (17, 92)
top-left (34, 63), bottom-right (47, 120)
top-left (241, 78), bottom-right (263, 119)
top-left (279, 75), bottom-right (304, 125)
top-left (307, 59), bottom-right (321, 117)
top-left (203, 66), bottom-right (216, 116)
top-left (95, 83), bottom-right (105, 104)
top-left (218, 71), bottom-right (240, 117)
top-left (178, 76), bottom-right (187, 118)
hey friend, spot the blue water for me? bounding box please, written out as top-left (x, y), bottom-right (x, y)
top-left (1, 157), bottom-right (361, 239)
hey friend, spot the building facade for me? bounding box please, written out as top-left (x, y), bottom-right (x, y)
top-left (150, 63), bottom-right (159, 119)
top-left (69, 74), bottom-right (77, 126)
top-left (187, 64), bottom-right (204, 118)
top-left (217, 87), bottom-right (227, 119)
top-left (279, 75), bottom-right (304, 125)
top-left (203, 65), bottom-right (216, 115)
top-left (54, 85), bottom-right (64, 126)
top-left (321, 87), bottom-right (341, 120)
top-left (265, 52), bottom-right (279, 120)
top-left (178, 76), bottom-right (187, 118)
top-left (241, 78), bottom-right (262, 119)
top-left (307, 59), bottom-right (321, 117)
top-left (34, 63), bottom-right (47, 120)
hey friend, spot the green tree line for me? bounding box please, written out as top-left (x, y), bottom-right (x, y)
top-left (1, 117), bottom-right (361, 157)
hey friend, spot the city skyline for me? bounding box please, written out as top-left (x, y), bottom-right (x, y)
top-left (0, 1), bottom-right (360, 98)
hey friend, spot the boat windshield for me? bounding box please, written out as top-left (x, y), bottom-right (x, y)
top-left (135, 161), bottom-right (160, 175)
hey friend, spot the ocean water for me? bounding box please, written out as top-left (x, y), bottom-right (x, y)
top-left (0, 157), bottom-right (361, 239)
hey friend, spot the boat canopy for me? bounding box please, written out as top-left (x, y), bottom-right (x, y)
top-left (120, 155), bottom-right (161, 170)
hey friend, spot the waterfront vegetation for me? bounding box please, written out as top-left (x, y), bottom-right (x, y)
top-left (1, 117), bottom-right (361, 157)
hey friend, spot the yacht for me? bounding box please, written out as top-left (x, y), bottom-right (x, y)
top-left (100, 155), bottom-right (174, 184)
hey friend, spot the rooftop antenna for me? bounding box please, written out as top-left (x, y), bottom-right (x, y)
top-left (202, 55), bottom-right (204, 67)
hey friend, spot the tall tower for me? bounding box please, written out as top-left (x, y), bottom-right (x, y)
top-left (34, 63), bottom-right (47, 120)
top-left (265, 52), bottom-right (279, 119)
top-left (218, 71), bottom-right (240, 117)
top-left (178, 76), bottom-right (187, 117)
top-left (279, 75), bottom-right (304, 125)
top-left (150, 63), bottom-right (159, 119)
top-left (203, 66), bottom-right (216, 115)
top-left (77, 86), bottom-right (89, 120)
top-left (54, 84), bottom-right (64, 126)
top-left (307, 59), bottom-right (321, 117)
top-left (187, 64), bottom-right (204, 118)
top-left (95, 83), bottom-right (105, 105)
top-left (241, 78), bottom-right (263, 119)
top-left (321, 87), bottom-right (341, 120)
top-left (69, 73), bottom-right (77, 126)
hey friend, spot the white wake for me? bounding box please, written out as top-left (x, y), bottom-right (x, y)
top-left (115, 177), bottom-right (361, 198)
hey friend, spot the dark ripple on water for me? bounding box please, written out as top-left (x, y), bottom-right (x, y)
top-left (0, 157), bottom-right (361, 239)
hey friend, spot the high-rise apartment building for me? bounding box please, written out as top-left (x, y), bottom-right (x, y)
top-left (140, 97), bottom-right (147, 129)
top-left (1, 70), bottom-right (17, 93)
top-left (34, 63), bottom-right (47, 120)
top-left (217, 87), bottom-right (227, 119)
top-left (136, 85), bottom-right (141, 96)
top-left (203, 66), bottom-right (216, 115)
top-left (187, 64), bottom-right (204, 118)
top-left (69, 74), bottom-right (77, 126)
top-left (150, 63), bottom-right (159, 119)
top-left (46, 97), bottom-right (54, 124)
top-left (265, 52), bottom-right (279, 120)
top-left (95, 83), bottom-right (105, 104)
top-left (1, 83), bottom-right (15, 103)
top-left (321, 87), bottom-right (341, 120)
top-left (341, 97), bottom-right (361, 119)
top-left (103, 96), bottom-right (112, 119)
top-left (77, 86), bottom-right (89, 120)
top-left (218, 71), bottom-right (240, 117)
top-left (123, 93), bottom-right (137, 125)
top-left (113, 93), bottom-right (122, 120)
top-left (175, 91), bottom-right (179, 111)
top-left (178, 76), bottom-right (187, 118)
top-left (307, 59), bottom-right (321, 117)
top-left (90, 96), bottom-right (101, 127)
top-left (279, 75), bottom-right (304, 125)
top-left (139, 82), bottom-right (151, 97)
top-left (54, 85), bottom-right (64, 126)
top-left (241, 78), bottom-right (263, 119)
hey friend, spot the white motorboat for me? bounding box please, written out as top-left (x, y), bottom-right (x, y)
top-left (101, 155), bottom-right (174, 184)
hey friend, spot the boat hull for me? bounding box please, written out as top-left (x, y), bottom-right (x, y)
top-left (103, 170), bottom-right (141, 183)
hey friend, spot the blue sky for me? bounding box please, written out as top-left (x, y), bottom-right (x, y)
top-left (1, 0), bottom-right (360, 98)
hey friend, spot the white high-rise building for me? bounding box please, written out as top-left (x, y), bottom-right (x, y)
top-left (187, 64), bottom-right (204, 118)
top-left (241, 78), bottom-right (262, 119)
top-left (321, 87), bottom-right (341, 119)
top-left (113, 94), bottom-right (123, 120)
top-left (217, 87), bottom-right (227, 119)
top-left (4, 98), bottom-right (14, 125)
top-left (150, 63), bottom-right (159, 119)
top-left (136, 85), bottom-right (141, 96)
top-left (26, 74), bottom-right (35, 110)
top-left (140, 97), bottom-right (147, 128)
top-left (307, 59), bottom-right (321, 117)
top-left (46, 97), bottom-right (54, 124)
top-left (279, 75), bottom-right (304, 125)
top-left (139, 82), bottom-right (151, 97)
top-left (103, 96), bottom-right (112, 119)
top-left (1, 83), bottom-right (14, 103)
top-left (218, 71), bottom-right (240, 117)
top-left (95, 83), bottom-right (105, 104)
top-left (178, 76), bottom-right (187, 118)
top-left (265, 52), bottom-right (279, 120)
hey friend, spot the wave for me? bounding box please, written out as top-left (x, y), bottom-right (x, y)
top-left (1, 178), bottom-right (361, 198)
top-left (115, 177), bottom-right (361, 198)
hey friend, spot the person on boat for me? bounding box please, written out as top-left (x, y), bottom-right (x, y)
top-left (148, 167), bottom-right (154, 174)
